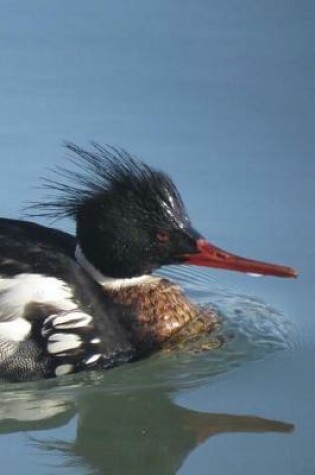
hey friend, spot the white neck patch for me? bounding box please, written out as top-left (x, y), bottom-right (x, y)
top-left (75, 246), bottom-right (158, 290)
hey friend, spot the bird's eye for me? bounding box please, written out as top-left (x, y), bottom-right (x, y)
top-left (156, 230), bottom-right (170, 243)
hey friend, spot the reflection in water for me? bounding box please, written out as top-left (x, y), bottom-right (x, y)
top-left (0, 382), bottom-right (293, 475)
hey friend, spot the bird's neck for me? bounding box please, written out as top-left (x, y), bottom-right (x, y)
top-left (75, 245), bottom-right (218, 352)
top-left (75, 245), bottom-right (158, 288)
top-left (105, 278), bottom-right (218, 352)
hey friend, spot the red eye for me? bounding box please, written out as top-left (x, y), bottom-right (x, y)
top-left (156, 230), bottom-right (170, 243)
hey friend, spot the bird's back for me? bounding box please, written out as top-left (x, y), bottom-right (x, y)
top-left (0, 218), bottom-right (134, 381)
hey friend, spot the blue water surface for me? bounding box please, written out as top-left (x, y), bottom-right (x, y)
top-left (0, 1), bottom-right (314, 474)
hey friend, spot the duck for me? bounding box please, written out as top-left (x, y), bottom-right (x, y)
top-left (0, 143), bottom-right (297, 382)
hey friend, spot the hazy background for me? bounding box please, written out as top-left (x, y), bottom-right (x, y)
top-left (0, 1), bottom-right (314, 474)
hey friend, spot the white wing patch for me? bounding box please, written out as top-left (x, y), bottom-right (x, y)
top-left (47, 333), bottom-right (82, 354)
top-left (0, 274), bottom-right (77, 341)
top-left (0, 319), bottom-right (32, 342)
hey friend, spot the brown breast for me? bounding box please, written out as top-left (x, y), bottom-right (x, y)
top-left (105, 278), bottom-right (220, 354)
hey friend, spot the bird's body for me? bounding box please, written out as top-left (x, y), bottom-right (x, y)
top-left (0, 144), bottom-right (296, 382)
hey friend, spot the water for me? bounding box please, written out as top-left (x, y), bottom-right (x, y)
top-left (0, 1), bottom-right (314, 474)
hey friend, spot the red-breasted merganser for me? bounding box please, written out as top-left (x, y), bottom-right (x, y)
top-left (0, 144), bottom-right (297, 382)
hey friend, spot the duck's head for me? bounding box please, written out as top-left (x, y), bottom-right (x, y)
top-left (35, 143), bottom-right (297, 281)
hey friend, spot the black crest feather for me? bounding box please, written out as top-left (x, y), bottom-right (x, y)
top-left (27, 143), bottom-right (189, 229)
